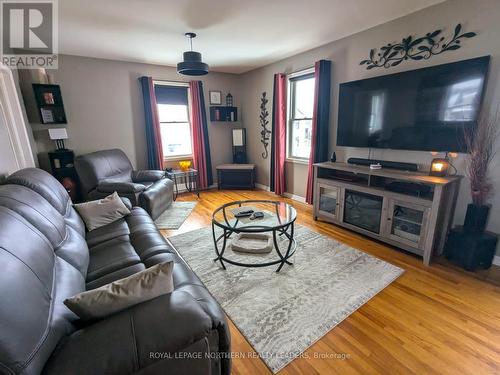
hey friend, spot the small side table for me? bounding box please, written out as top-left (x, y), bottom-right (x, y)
top-left (165, 168), bottom-right (200, 201)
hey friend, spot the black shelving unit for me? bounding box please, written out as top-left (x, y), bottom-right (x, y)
top-left (210, 106), bottom-right (238, 122)
top-left (32, 84), bottom-right (67, 124)
top-left (48, 149), bottom-right (75, 179)
top-left (48, 149), bottom-right (80, 201)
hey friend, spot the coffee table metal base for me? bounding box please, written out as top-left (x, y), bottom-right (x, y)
top-left (212, 222), bottom-right (296, 272)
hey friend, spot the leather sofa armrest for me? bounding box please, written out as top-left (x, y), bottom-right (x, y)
top-left (140, 179), bottom-right (174, 220)
top-left (43, 291), bottom-right (215, 375)
top-left (97, 181), bottom-right (146, 194)
top-left (132, 170), bottom-right (165, 183)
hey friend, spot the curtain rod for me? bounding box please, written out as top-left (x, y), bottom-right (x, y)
top-left (153, 79), bottom-right (189, 87)
top-left (286, 65), bottom-right (314, 78)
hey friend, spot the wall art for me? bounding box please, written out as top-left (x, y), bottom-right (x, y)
top-left (260, 92), bottom-right (271, 159)
top-left (360, 24), bottom-right (476, 70)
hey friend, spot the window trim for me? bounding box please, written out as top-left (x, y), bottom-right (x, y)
top-left (153, 80), bottom-right (193, 162)
top-left (286, 67), bottom-right (315, 162)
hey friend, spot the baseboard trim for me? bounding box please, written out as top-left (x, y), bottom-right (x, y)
top-left (282, 192), bottom-right (307, 203)
top-left (251, 183), bottom-right (308, 204)
top-left (255, 183), bottom-right (270, 191)
top-left (493, 255), bottom-right (500, 266)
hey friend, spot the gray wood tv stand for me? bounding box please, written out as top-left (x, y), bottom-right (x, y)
top-left (313, 162), bottom-right (461, 265)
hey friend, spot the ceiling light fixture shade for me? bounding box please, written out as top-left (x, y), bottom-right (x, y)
top-left (177, 32), bottom-right (209, 76)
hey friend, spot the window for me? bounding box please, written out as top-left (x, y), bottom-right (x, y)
top-left (368, 91), bottom-right (385, 135)
top-left (442, 77), bottom-right (483, 122)
top-left (155, 83), bottom-right (192, 159)
top-left (287, 72), bottom-right (315, 160)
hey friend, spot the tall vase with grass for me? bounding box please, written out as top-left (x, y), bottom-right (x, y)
top-left (463, 110), bottom-right (498, 233)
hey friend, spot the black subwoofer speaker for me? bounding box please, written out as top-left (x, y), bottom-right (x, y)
top-left (444, 226), bottom-right (498, 271)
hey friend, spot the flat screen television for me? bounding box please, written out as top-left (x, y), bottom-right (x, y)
top-left (337, 56), bottom-right (490, 152)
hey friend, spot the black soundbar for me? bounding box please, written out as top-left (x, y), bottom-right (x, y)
top-left (347, 158), bottom-right (418, 172)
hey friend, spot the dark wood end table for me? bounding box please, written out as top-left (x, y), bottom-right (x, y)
top-left (216, 164), bottom-right (255, 190)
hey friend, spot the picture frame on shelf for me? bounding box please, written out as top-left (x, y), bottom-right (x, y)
top-left (32, 84), bottom-right (67, 124)
top-left (209, 90), bottom-right (222, 105)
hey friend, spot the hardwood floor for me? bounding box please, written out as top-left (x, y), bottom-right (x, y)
top-left (161, 189), bottom-right (500, 375)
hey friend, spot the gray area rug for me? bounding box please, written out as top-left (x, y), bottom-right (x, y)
top-left (168, 225), bottom-right (404, 373)
top-left (154, 201), bottom-right (197, 229)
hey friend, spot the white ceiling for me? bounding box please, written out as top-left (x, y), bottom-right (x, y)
top-left (59, 0), bottom-right (444, 74)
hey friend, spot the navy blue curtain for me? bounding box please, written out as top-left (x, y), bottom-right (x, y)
top-left (269, 76), bottom-right (277, 191)
top-left (199, 84), bottom-right (213, 186)
top-left (306, 60), bottom-right (331, 203)
top-left (139, 76), bottom-right (163, 170)
top-left (312, 60), bottom-right (331, 163)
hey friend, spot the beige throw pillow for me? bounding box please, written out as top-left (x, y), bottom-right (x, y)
top-left (74, 192), bottom-right (130, 231)
top-left (64, 261), bottom-right (174, 321)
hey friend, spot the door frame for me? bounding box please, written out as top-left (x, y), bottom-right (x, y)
top-left (0, 64), bottom-right (35, 175)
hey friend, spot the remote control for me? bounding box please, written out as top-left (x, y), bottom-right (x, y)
top-left (235, 210), bottom-right (254, 218)
top-left (250, 212), bottom-right (264, 220)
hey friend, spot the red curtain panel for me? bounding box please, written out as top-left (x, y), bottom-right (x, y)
top-left (139, 76), bottom-right (164, 170)
top-left (271, 73), bottom-right (287, 195)
top-left (189, 81), bottom-right (213, 189)
top-left (306, 60), bottom-right (331, 204)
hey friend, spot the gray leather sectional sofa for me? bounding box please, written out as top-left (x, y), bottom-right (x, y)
top-left (0, 168), bottom-right (230, 375)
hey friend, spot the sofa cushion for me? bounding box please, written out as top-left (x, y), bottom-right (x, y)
top-left (87, 235), bottom-right (142, 281)
top-left (74, 192), bottom-right (131, 231)
top-left (85, 217), bottom-right (130, 247)
top-left (65, 261), bottom-right (174, 321)
top-left (85, 207), bottom-right (176, 288)
top-left (86, 263), bottom-right (147, 290)
top-left (97, 181), bottom-right (146, 193)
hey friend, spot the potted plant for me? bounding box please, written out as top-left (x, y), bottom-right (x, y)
top-left (463, 110), bottom-right (498, 233)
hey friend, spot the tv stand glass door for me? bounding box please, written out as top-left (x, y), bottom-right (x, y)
top-left (316, 183), bottom-right (341, 222)
top-left (385, 199), bottom-right (430, 249)
top-left (343, 189), bottom-right (383, 234)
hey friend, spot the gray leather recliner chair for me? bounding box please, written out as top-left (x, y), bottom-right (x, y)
top-left (75, 149), bottom-right (173, 220)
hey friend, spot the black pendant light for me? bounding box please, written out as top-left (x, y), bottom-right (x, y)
top-left (177, 32), bottom-right (209, 76)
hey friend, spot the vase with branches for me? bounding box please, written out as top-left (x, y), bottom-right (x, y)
top-left (463, 109), bottom-right (499, 232)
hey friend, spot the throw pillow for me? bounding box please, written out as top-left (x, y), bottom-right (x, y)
top-left (73, 191), bottom-right (130, 231)
top-left (64, 261), bottom-right (174, 321)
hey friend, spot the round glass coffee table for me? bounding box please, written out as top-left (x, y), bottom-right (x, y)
top-left (211, 200), bottom-right (297, 272)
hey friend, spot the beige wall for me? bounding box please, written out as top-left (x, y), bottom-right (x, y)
top-left (240, 0), bottom-right (500, 254)
top-left (20, 55), bottom-right (243, 181)
top-left (14, 0), bottom-right (500, 254)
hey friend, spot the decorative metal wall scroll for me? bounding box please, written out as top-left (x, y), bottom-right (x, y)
top-left (260, 92), bottom-right (271, 159)
top-left (360, 24), bottom-right (476, 70)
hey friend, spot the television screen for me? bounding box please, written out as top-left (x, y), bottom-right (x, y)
top-left (337, 56), bottom-right (490, 152)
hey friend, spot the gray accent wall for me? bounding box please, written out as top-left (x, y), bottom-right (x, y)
top-left (14, 0), bottom-right (500, 255)
top-left (239, 0), bottom-right (500, 255)
top-left (20, 55), bottom-right (242, 181)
